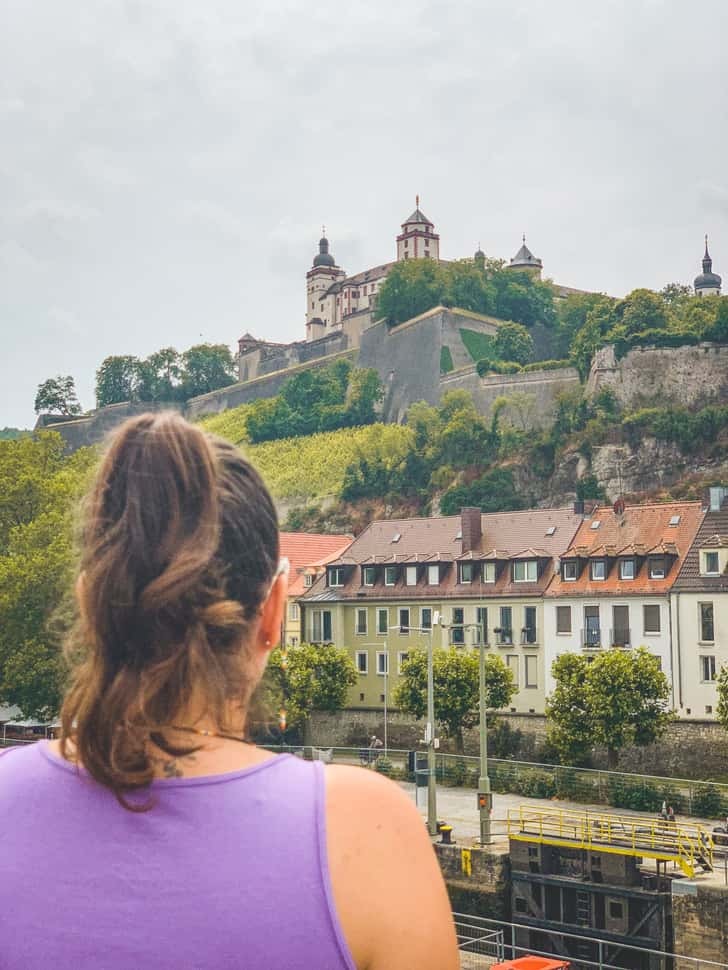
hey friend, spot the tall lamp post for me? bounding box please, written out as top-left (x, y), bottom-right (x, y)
top-left (436, 612), bottom-right (492, 845)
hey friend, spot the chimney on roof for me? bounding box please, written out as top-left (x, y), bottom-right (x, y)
top-left (461, 507), bottom-right (482, 554)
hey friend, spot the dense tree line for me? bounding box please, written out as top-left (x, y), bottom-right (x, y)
top-left (244, 361), bottom-right (383, 444)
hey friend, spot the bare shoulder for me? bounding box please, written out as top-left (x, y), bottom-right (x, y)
top-left (324, 765), bottom-right (459, 970)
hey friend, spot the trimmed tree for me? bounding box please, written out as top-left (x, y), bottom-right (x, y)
top-left (267, 642), bottom-right (357, 745)
top-left (715, 664), bottom-right (728, 731)
top-left (546, 648), bottom-right (672, 768)
top-left (394, 647), bottom-right (516, 754)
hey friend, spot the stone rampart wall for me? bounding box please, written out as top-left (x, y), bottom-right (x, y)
top-left (588, 342), bottom-right (728, 411)
top-left (443, 365), bottom-right (580, 428)
top-left (34, 400), bottom-right (183, 451)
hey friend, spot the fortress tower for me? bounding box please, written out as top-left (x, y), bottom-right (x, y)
top-left (306, 232), bottom-right (346, 340)
top-left (508, 234), bottom-right (543, 278)
top-left (395, 197), bottom-right (440, 261)
top-left (694, 236), bottom-right (722, 297)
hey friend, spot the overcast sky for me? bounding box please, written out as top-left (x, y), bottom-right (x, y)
top-left (1, 0), bottom-right (727, 428)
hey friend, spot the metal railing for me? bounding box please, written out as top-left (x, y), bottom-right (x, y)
top-left (260, 745), bottom-right (728, 819)
top-left (581, 628), bottom-right (602, 649)
top-left (609, 627), bottom-right (631, 648)
top-left (453, 913), bottom-right (728, 970)
top-left (507, 805), bottom-right (714, 878)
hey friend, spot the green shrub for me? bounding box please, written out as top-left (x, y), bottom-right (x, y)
top-left (613, 328), bottom-right (701, 359)
top-left (477, 359), bottom-right (523, 376)
top-left (608, 779), bottom-right (663, 812)
top-left (513, 769), bottom-right (557, 799)
top-left (440, 345), bottom-right (454, 374)
top-left (459, 328), bottom-right (495, 363)
top-left (692, 784), bottom-right (726, 819)
top-left (375, 757), bottom-right (394, 777)
top-left (522, 359), bottom-right (571, 372)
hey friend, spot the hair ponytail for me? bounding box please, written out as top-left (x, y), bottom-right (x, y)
top-left (60, 412), bottom-right (279, 808)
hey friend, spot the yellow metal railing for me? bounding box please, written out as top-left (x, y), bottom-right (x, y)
top-left (507, 805), bottom-right (714, 878)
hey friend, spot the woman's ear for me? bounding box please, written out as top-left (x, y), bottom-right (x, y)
top-left (257, 571), bottom-right (288, 654)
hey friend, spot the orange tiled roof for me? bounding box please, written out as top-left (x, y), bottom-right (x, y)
top-left (546, 502), bottom-right (705, 597)
top-left (279, 532), bottom-right (353, 596)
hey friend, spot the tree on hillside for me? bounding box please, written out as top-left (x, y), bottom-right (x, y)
top-left (555, 292), bottom-right (608, 356)
top-left (569, 298), bottom-right (618, 378)
top-left (493, 322), bottom-right (534, 365)
top-left (445, 260), bottom-right (496, 315)
top-left (439, 467), bottom-right (524, 516)
top-left (180, 343), bottom-right (237, 398)
top-left (0, 433), bottom-right (97, 719)
top-left (660, 282), bottom-right (692, 305)
top-left (546, 648), bottom-right (672, 768)
top-left (34, 375), bottom-right (82, 416)
top-left (95, 355), bottom-right (140, 408)
top-left (612, 288), bottom-right (669, 339)
top-left (266, 642), bottom-right (357, 745)
top-left (394, 648), bottom-right (515, 753)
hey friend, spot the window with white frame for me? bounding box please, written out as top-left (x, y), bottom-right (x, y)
top-left (397, 652), bottom-right (409, 674)
top-left (421, 607), bottom-right (432, 631)
top-left (483, 562), bottom-right (496, 583)
top-left (399, 608), bottom-right (410, 634)
top-left (376, 652), bottom-right (389, 676)
top-left (460, 562), bottom-right (475, 584)
top-left (701, 655), bottom-right (717, 682)
top-left (506, 654), bottom-right (519, 687)
top-left (702, 551), bottom-right (720, 576)
top-left (328, 567), bottom-right (345, 587)
top-left (384, 566), bottom-right (397, 586)
top-left (498, 606), bottom-right (513, 644)
top-left (590, 560), bottom-right (606, 581)
top-left (405, 565), bottom-right (418, 586)
top-left (311, 610), bottom-right (332, 642)
top-left (451, 607), bottom-right (465, 644)
top-left (556, 605), bottom-right (572, 634)
top-left (513, 560), bottom-right (537, 583)
top-left (619, 559), bottom-right (635, 580)
top-left (288, 602), bottom-right (299, 621)
top-left (427, 564), bottom-right (439, 585)
top-left (377, 608), bottom-right (389, 635)
top-left (643, 604), bottom-right (661, 634)
top-left (649, 557), bottom-right (666, 580)
top-left (562, 560), bottom-right (578, 581)
top-left (524, 655), bottom-right (538, 689)
top-left (355, 651), bottom-right (368, 674)
top-left (473, 606), bottom-right (487, 644)
top-left (363, 566), bottom-right (376, 586)
top-left (700, 602), bottom-right (715, 642)
top-left (304, 574), bottom-right (314, 588)
top-left (355, 608), bottom-right (368, 635)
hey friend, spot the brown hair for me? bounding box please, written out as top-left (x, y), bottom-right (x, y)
top-left (60, 412), bottom-right (279, 808)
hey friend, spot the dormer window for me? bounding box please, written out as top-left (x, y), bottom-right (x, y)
top-left (562, 561), bottom-right (578, 582)
top-left (619, 559), bottom-right (635, 580)
top-left (590, 560), bottom-right (606, 581)
top-left (483, 562), bottom-right (496, 583)
top-left (513, 560), bottom-right (537, 583)
top-left (649, 557), bottom-right (666, 580)
top-left (328, 567), bottom-right (345, 588)
top-left (460, 562), bottom-right (475, 584)
top-left (384, 566), bottom-right (397, 586)
top-left (427, 564), bottom-right (439, 586)
top-left (363, 566), bottom-right (376, 586)
top-left (304, 574), bottom-right (314, 588)
top-left (405, 565), bottom-right (418, 586)
top-left (702, 551), bottom-right (720, 576)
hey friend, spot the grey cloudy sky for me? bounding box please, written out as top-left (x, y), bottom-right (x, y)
top-left (2, 0), bottom-right (727, 428)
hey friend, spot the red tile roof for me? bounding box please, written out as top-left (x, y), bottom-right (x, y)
top-left (279, 532), bottom-right (353, 596)
top-left (546, 502), bottom-right (705, 597)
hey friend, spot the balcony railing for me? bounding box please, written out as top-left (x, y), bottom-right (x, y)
top-left (495, 629), bottom-right (513, 646)
top-left (520, 628), bottom-right (538, 646)
top-left (581, 627), bottom-right (602, 649)
top-left (610, 627), bottom-right (631, 648)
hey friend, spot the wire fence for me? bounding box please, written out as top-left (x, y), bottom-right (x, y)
top-left (264, 745), bottom-right (728, 820)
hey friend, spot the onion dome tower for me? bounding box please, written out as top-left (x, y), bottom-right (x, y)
top-left (694, 236), bottom-right (722, 297)
top-left (474, 244), bottom-right (486, 270)
top-left (508, 234), bottom-right (543, 278)
top-left (306, 227), bottom-right (346, 340)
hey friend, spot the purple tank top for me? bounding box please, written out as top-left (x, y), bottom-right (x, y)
top-left (0, 743), bottom-right (356, 969)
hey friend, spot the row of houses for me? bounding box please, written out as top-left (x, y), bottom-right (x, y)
top-left (286, 486), bottom-right (728, 721)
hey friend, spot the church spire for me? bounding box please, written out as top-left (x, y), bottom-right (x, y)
top-left (704, 234), bottom-right (713, 274)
